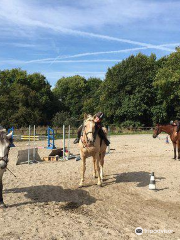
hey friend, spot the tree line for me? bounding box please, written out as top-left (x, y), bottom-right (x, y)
top-left (0, 48), bottom-right (180, 129)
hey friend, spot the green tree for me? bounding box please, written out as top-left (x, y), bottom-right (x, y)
top-left (0, 68), bottom-right (54, 127)
top-left (153, 48), bottom-right (180, 123)
top-left (99, 53), bottom-right (158, 126)
top-left (53, 75), bottom-right (87, 120)
top-left (82, 77), bottom-right (102, 114)
top-left (52, 111), bottom-right (79, 127)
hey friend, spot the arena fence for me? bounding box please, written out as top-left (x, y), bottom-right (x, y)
top-left (9, 126), bottom-right (153, 137)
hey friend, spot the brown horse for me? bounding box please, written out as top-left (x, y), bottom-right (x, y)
top-left (79, 114), bottom-right (107, 187)
top-left (153, 124), bottom-right (180, 159)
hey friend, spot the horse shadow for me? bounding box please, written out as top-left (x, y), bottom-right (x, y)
top-left (105, 171), bottom-right (166, 188)
top-left (4, 185), bottom-right (96, 208)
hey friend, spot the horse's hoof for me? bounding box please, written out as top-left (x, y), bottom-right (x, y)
top-left (97, 183), bottom-right (103, 187)
top-left (78, 184), bottom-right (83, 188)
top-left (0, 202), bottom-right (7, 208)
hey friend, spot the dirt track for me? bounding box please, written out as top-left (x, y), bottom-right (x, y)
top-left (1, 134), bottom-right (180, 240)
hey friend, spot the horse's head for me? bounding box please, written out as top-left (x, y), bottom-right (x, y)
top-left (153, 124), bottom-right (161, 138)
top-left (0, 131), bottom-right (13, 169)
top-left (83, 114), bottom-right (96, 145)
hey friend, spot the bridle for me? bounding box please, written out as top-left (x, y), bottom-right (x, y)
top-left (81, 120), bottom-right (98, 147)
top-left (154, 125), bottom-right (160, 136)
top-left (85, 131), bottom-right (94, 139)
top-left (0, 145), bottom-right (10, 169)
top-left (0, 153), bottom-right (9, 163)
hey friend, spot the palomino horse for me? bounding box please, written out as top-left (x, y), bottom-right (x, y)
top-left (0, 130), bottom-right (13, 208)
top-left (153, 124), bottom-right (180, 159)
top-left (79, 114), bottom-right (107, 187)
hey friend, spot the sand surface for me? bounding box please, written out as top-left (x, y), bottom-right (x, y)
top-left (1, 134), bottom-right (180, 239)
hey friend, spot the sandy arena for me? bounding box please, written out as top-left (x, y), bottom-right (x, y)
top-left (1, 134), bottom-right (180, 240)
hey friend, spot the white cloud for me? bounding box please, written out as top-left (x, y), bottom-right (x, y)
top-left (1, 0), bottom-right (179, 30)
top-left (0, 42), bottom-right (37, 48)
top-left (0, 47), bottom-right (147, 65)
top-left (0, 58), bottom-right (121, 65)
top-left (25, 45), bottom-right (176, 65)
top-left (48, 59), bottom-right (122, 63)
top-left (0, 59), bottom-right (25, 65)
top-left (0, 0), bottom-right (178, 52)
top-left (1, 42), bottom-right (178, 66)
top-left (1, 0), bottom-right (179, 86)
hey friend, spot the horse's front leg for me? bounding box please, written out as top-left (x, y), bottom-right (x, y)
top-left (99, 152), bottom-right (105, 181)
top-left (173, 142), bottom-right (177, 159)
top-left (79, 155), bottom-right (86, 187)
top-left (177, 141), bottom-right (180, 160)
top-left (93, 156), bottom-right (97, 178)
top-left (95, 153), bottom-right (102, 187)
top-left (0, 170), bottom-right (6, 208)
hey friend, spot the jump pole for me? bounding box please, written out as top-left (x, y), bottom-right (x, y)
top-left (63, 125), bottom-right (65, 160)
top-left (28, 125), bottom-right (30, 164)
top-left (27, 125), bottom-right (37, 164)
top-left (67, 125), bottom-right (70, 157)
top-left (33, 125), bottom-right (36, 162)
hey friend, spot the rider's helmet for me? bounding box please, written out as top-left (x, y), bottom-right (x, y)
top-left (96, 112), bottom-right (104, 120)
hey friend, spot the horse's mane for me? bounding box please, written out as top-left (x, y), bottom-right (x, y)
top-left (84, 114), bottom-right (94, 123)
top-left (156, 123), bottom-right (174, 127)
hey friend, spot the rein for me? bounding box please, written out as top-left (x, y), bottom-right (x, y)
top-left (0, 131), bottom-right (12, 169)
top-left (0, 149), bottom-right (10, 169)
top-left (0, 154), bottom-right (9, 162)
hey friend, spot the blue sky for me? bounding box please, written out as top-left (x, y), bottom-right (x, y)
top-left (0, 0), bottom-right (180, 87)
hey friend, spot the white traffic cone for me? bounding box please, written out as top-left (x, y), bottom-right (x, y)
top-left (149, 172), bottom-right (156, 190)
